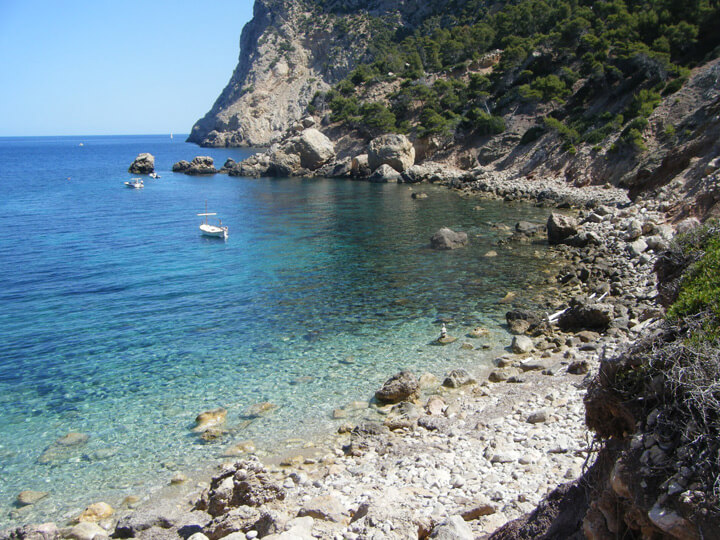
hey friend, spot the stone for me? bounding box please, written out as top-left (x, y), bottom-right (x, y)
top-left (368, 134), bottom-right (415, 172)
top-left (468, 327), bottom-right (490, 338)
top-left (282, 129), bottom-right (335, 170)
top-left (515, 221), bottom-right (542, 235)
top-left (170, 473), bottom-right (187, 485)
top-left (511, 335), bottom-right (533, 354)
top-left (77, 502), bottom-right (114, 523)
top-left (411, 192), bottom-right (428, 199)
top-left (442, 369), bottom-right (476, 388)
top-left (350, 154), bottom-right (370, 177)
top-left (426, 395), bottom-right (446, 415)
top-left (37, 432), bottom-right (89, 464)
top-left (62, 522), bottom-right (109, 540)
top-left (460, 497), bottom-right (496, 520)
top-left (526, 410), bottom-right (548, 424)
top-left (627, 238), bottom-right (648, 257)
top-left (568, 360), bottom-right (589, 374)
top-left (418, 372), bottom-right (440, 389)
top-left (221, 440), bottom-right (256, 457)
top-left (16, 490), bottom-right (49, 506)
top-left (625, 219), bottom-right (643, 241)
top-left (647, 503), bottom-right (700, 540)
top-left (506, 310), bottom-right (541, 335)
top-left (375, 371), bottom-right (419, 403)
top-left (128, 153), bottom-right (155, 174)
top-left (430, 228), bottom-right (468, 250)
top-left (547, 213), bottom-right (578, 244)
top-left (434, 336), bottom-right (457, 345)
top-left (245, 402), bottom-right (278, 418)
top-left (559, 299), bottom-right (614, 331)
top-left (185, 156), bottom-right (217, 175)
top-left (297, 495), bottom-right (346, 523)
top-left (4, 523), bottom-right (59, 539)
top-left (193, 408), bottom-right (227, 432)
top-left (57, 432), bottom-right (89, 446)
top-left (384, 401), bottom-right (422, 430)
top-left (219, 158), bottom-right (237, 173)
top-left (188, 534), bottom-right (210, 540)
top-left (429, 515), bottom-right (473, 539)
top-left (368, 164), bottom-right (400, 183)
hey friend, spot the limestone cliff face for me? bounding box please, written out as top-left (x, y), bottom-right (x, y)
top-left (187, 0), bottom-right (365, 147)
top-left (188, 0), bottom-right (453, 147)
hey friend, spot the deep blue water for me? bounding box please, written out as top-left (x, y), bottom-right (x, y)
top-left (0, 135), bottom-right (554, 527)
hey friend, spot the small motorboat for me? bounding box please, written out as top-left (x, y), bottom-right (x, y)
top-left (124, 178), bottom-right (144, 189)
top-left (149, 172), bottom-right (160, 179)
top-left (197, 201), bottom-right (228, 239)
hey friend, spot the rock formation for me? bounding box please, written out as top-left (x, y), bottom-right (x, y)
top-left (128, 153), bottom-right (155, 174)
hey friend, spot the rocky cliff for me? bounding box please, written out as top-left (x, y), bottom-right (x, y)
top-left (187, 0), bottom-right (449, 147)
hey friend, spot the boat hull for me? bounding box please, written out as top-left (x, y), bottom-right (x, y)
top-left (199, 223), bottom-right (228, 239)
top-left (124, 182), bottom-right (143, 189)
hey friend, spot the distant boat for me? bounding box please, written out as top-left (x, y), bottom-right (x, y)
top-left (78, 143), bottom-right (84, 147)
top-left (197, 201), bottom-right (228, 239)
top-left (124, 178), bottom-right (144, 189)
top-left (149, 172), bottom-right (160, 179)
top-left (170, 133), bottom-right (174, 140)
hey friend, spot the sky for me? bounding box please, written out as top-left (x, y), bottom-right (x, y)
top-left (0, 1), bottom-right (255, 136)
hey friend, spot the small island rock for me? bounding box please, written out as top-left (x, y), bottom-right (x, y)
top-left (128, 153), bottom-right (155, 174)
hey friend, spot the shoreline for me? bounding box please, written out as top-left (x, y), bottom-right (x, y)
top-left (4, 174), bottom-right (669, 539)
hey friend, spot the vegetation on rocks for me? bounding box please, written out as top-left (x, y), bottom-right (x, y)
top-left (313, 0), bottom-right (720, 151)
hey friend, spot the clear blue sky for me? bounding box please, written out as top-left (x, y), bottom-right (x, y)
top-left (0, 1), bottom-right (255, 136)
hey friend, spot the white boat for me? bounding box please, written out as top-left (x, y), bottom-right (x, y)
top-left (149, 172), bottom-right (161, 179)
top-left (124, 178), bottom-right (144, 189)
top-left (197, 202), bottom-right (228, 239)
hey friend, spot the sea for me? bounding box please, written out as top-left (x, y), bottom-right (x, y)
top-left (0, 134), bottom-right (556, 528)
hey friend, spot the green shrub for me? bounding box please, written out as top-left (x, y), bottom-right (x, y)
top-left (465, 109), bottom-right (505, 135)
top-left (520, 125), bottom-right (545, 144)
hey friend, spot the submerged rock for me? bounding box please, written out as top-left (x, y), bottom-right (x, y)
top-left (193, 408), bottom-right (227, 433)
top-left (16, 490), bottom-right (49, 507)
top-left (430, 228), bottom-right (468, 250)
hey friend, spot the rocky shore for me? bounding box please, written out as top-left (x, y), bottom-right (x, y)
top-left (3, 169), bottom-right (687, 540)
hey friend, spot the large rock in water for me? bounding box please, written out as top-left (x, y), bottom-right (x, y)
top-left (369, 164), bottom-right (400, 183)
top-left (185, 156), bottom-right (217, 175)
top-left (368, 134), bottom-right (415, 172)
top-left (430, 228), bottom-right (468, 250)
top-left (128, 153), bottom-right (155, 174)
top-left (547, 213), bottom-right (578, 244)
top-left (375, 371), bottom-right (419, 403)
top-left (282, 128), bottom-right (335, 170)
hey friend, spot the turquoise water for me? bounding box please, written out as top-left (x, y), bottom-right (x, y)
top-left (0, 135), bottom-right (554, 527)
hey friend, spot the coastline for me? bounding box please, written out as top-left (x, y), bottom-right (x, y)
top-left (4, 173), bottom-right (670, 540)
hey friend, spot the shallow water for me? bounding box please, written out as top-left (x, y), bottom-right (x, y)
top-left (0, 135), bottom-right (555, 527)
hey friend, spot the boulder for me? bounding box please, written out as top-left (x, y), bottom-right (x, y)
top-left (675, 217), bottom-right (701, 236)
top-left (77, 502), bottom-right (114, 523)
top-left (16, 490), bottom-right (49, 506)
top-left (400, 162), bottom-right (457, 183)
top-left (558, 299), bottom-right (614, 331)
top-left (368, 164), bottom-right (400, 183)
top-left (61, 522), bottom-right (108, 540)
top-left (547, 213), bottom-right (578, 244)
top-left (185, 156), bottom-right (217, 175)
top-left (282, 129), bottom-right (335, 170)
top-left (368, 134), bottom-right (415, 172)
top-left (172, 160), bottom-right (191, 172)
top-left (506, 310), bottom-right (541, 335)
top-left (196, 459), bottom-right (285, 517)
top-left (267, 151), bottom-right (301, 177)
top-left (350, 154), bottom-right (371, 177)
top-left (384, 401), bottom-right (422, 430)
top-left (430, 228), bottom-right (468, 250)
top-left (511, 335), bottom-right (534, 354)
top-left (375, 371), bottom-right (419, 404)
top-left (193, 408), bottom-right (227, 433)
top-left (442, 369), bottom-right (476, 388)
top-left (128, 153), bottom-right (155, 174)
top-left (2, 523), bottom-right (59, 540)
